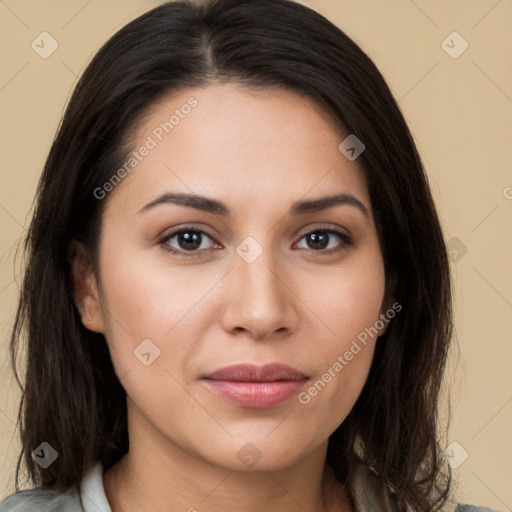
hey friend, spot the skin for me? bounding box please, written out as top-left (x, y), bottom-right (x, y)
top-left (73, 82), bottom-right (391, 512)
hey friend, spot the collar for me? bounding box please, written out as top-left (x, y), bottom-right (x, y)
top-left (79, 462), bottom-right (396, 512)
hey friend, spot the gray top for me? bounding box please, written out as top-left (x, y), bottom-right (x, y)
top-left (0, 462), bottom-right (500, 512)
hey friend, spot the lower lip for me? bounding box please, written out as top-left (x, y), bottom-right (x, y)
top-left (203, 380), bottom-right (306, 408)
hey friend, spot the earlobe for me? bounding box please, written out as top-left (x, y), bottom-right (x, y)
top-left (377, 272), bottom-right (399, 337)
top-left (376, 294), bottom-right (396, 337)
top-left (81, 275), bottom-right (105, 333)
top-left (376, 310), bottom-right (391, 337)
top-left (69, 241), bottom-right (105, 333)
top-left (377, 290), bottom-right (397, 338)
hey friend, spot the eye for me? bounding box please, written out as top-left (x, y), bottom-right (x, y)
top-left (159, 225), bottom-right (352, 256)
top-left (295, 227), bottom-right (352, 254)
top-left (160, 228), bottom-right (219, 254)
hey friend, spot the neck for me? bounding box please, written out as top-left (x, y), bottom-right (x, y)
top-left (103, 407), bottom-right (351, 512)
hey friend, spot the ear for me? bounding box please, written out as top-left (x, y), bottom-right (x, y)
top-left (377, 271), bottom-right (398, 337)
top-left (69, 241), bottom-right (105, 333)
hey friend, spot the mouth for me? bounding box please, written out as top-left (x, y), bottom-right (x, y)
top-left (202, 363), bottom-right (309, 409)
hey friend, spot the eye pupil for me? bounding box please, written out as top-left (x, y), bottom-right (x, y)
top-left (179, 231), bottom-right (202, 250)
top-left (307, 231), bottom-right (329, 250)
top-left (165, 227), bottom-right (346, 255)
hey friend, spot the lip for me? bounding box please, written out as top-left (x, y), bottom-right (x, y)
top-left (202, 363), bottom-right (309, 409)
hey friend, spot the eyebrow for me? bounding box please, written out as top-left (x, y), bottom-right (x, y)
top-left (138, 192), bottom-right (369, 218)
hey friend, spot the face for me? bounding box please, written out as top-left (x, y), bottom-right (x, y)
top-left (78, 82), bottom-right (389, 473)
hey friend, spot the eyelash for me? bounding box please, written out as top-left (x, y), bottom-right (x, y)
top-left (159, 224), bottom-right (353, 257)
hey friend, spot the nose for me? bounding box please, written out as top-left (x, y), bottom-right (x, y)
top-left (220, 245), bottom-right (299, 341)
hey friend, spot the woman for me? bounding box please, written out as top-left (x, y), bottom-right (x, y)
top-left (0, 0), bottom-right (497, 510)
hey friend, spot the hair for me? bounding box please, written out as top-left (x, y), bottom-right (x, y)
top-left (9, 0), bottom-right (453, 510)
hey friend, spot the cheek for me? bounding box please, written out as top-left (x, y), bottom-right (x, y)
top-left (311, 256), bottom-right (386, 353)
top-left (97, 239), bottom-right (217, 338)
top-left (293, 257), bottom-right (384, 425)
top-left (295, 343), bottom-right (375, 449)
top-left (295, 275), bottom-right (382, 437)
top-left (95, 236), bottom-right (219, 384)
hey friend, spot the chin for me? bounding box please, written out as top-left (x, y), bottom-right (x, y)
top-left (193, 433), bottom-right (324, 473)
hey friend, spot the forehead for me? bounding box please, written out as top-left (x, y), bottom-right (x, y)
top-left (107, 82), bottom-right (371, 217)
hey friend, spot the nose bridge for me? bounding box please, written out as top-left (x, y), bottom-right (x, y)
top-left (221, 235), bottom-right (296, 338)
top-left (236, 237), bottom-right (284, 308)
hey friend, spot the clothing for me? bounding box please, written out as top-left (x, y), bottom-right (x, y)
top-left (0, 462), bottom-right (500, 512)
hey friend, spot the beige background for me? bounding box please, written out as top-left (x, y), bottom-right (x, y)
top-left (1, 0), bottom-right (511, 509)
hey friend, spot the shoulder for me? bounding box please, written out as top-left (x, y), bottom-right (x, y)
top-left (0, 463), bottom-right (109, 512)
top-left (0, 487), bottom-right (82, 512)
top-left (455, 506), bottom-right (503, 512)
top-left (351, 462), bottom-right (501, 512)
top-left (350, 463), bottom-right (400, 511)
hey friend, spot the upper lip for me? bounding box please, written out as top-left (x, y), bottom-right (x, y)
top-left (203, 363), bottom-right (308, 382)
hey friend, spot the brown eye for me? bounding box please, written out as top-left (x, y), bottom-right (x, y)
top-left (161, 228), bottom-right (217, 254)
top-left (296, 228), bottom-right (352, 253)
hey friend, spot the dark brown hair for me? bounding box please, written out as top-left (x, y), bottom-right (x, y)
top-left (10, 0), bottom-right (453, 510)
